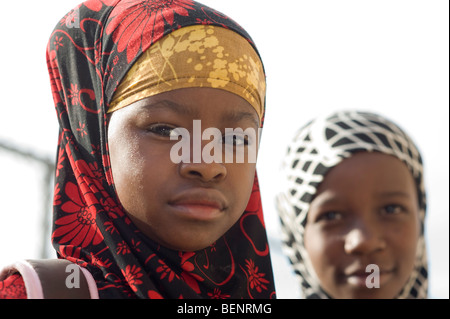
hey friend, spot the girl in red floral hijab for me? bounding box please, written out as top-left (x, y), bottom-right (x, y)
top-left (0, 0), bottom-right (275, 299)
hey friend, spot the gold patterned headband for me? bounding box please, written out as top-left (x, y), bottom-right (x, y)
top-left (108, 25), bottom-right (265, 122)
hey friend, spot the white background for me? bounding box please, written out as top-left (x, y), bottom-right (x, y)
top-left (0, 0), bottom-right (448, 298)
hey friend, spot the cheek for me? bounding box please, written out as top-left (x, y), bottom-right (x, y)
top-left (390, 218), bottom-right (421, 269)
top-left (304, 226), bottom-right (328, 267)
top-left (304, 225), bottom-right (342, 276)
top-left (233, 164), bottom-right (256, 207)
top-left (108, 131), bottom-right (146, 207)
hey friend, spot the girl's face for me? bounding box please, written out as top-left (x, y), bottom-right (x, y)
top-left (304, 152), bottom-right (420, 298)
top-left (107, 87), bottom-right (260, 252)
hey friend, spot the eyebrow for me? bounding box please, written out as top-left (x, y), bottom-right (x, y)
top-left (376, 191), bottom-right (413, 199)
top-left (138, 99), bottom-right (195, 117)
top-left (139, 99), bottom-right (260, 128)
top-left (222, 110), bottom-right (260, 128)
top-left (311, 190), bottom-right (413, 207)
top-left (310, 193), bottom-right (340, 208)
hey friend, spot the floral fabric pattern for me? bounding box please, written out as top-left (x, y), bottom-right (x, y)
top-left (0, 275), bottom-right (26, 299)
top-left (106, 0), bottom-right (196, 62)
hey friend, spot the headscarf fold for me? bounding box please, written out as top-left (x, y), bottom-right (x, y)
top-left (108, 25), bottom-right (265, 120)
top-left (47, 0), bottom-right (275, 299)
top-left (276, 110), bottom-right (427, 299)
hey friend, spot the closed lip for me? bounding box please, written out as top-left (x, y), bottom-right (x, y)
top-left (343, 265), bottom-right (394, 286)
top-left (168, 188), bottom-right (228, 220)
top-left (344, 266), bottom-right (394, 277)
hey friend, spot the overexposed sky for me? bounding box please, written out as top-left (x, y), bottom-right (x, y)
top-left (0, 0), bottom-right (448, 298)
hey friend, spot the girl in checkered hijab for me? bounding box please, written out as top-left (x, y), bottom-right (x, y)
top-left (276, 110), bottom-right (428, 298)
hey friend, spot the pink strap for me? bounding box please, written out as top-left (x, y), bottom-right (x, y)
top-left (0, 260), bottom-right (43, 299)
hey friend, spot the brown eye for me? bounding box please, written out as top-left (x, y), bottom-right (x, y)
top-left (316, 211), bottom-right (343, 223)
top-left (382, 204), bottom-right (405, 215)
top-left (147, 124), bottom-right (178, 138)
top-left (223, 134), bottom-right (249, 146)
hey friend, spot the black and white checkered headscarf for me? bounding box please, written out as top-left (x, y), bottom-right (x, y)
top-left (276, 110), bottom-right (428, 299)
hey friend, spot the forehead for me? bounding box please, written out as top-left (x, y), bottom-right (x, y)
top-left (124, 87), bottom-right (260, 127)
top-left (318, 152), bottom-right (416, 194)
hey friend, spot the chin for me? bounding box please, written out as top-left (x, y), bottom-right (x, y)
top-left (335, 287), bottom-right (398, 299)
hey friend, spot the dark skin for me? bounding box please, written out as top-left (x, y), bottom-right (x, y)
top-left (107, 87), bottom-right (260, 252)
top-left (304, 152), bottom-right (420, 298)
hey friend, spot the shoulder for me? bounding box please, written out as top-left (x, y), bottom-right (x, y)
top-left (0, 273), bottom-right (27, 299)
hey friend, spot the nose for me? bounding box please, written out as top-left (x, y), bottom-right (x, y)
top-left (344, 221), bottom-right (386, 255)
top-left (179, 161), bottom-right (227, 183)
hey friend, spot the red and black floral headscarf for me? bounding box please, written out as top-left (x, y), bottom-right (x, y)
top-left (47, 0), bottom-right (275, 299)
